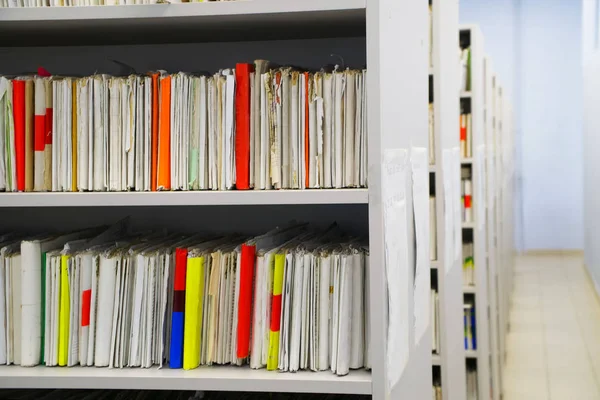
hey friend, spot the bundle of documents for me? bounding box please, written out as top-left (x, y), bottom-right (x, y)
top-left (428, 103), bottom-right (435, 165)
top-left (462, 242), bottom-right (474, 286)
top-left (463, 300), bottom-right (476, 351)
top-left (430, 288), bottom-right (439, 354)
top-left (0, 0), bottom-right (226, 7)
top-left (429, 195), bottom-right (437, 261)
top-left (460, 113), bottom-right (472, 158)
top-left (460, 47), bottom-right (471, 92)
top-left (0, 222), bottom-right (370, 376)
top-left (0, 63), bottom-right (367, 192)
top-left (462, 180), bottom-right (473, 223)
top-left (432, 383), bottom-right (442, 400)
top-left (466, 364), bottom-right (478, 400)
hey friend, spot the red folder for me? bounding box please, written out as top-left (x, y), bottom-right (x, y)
top-left (236, 243), bottom-right (256, 358)
top-left (13, 79), bottom-right (26, 192)
top-left (235, 64), bottom-right (254, 190)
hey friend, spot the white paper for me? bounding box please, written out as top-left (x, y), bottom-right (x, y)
top-left (442, 149), bottom-right (454, 274)
top-left (381, 148), bottom-right (410, 391)
top-left (451, 147), bottom-right (461, 262)
top-left (410, 147), bottom-right (430, 345)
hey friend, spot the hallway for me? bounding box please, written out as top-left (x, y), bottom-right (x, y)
top-left (503, 254), bottom-right (600, 399)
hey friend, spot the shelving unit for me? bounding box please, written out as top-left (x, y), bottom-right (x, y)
top-left (484, 56), bottom-right (502, 400)
top-left (0, 1), bottom-right (431, 399)
top-left (430, 1), bottom-right (466, 400)
top-left (459, 25), bottom-right (492, 400)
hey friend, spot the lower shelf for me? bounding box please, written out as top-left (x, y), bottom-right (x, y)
top-left (0, 366), bottom-right (372, 394)
top-left (465, 350), bottom-right (478, 359)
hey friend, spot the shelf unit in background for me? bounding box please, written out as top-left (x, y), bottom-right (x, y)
top-left (0, 1), bottom-right (432, 399)
top-left (484, 56), bottom-right (502, 400)
top-left (430, 0), bottom-right (466, 399)
top-left (496, 82), bottom-right (516, 376)
top-left (459, 25), bottom-right (492, 400)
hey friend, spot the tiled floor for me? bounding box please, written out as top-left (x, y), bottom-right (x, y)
top-left (503, 253), bottom-right (600, 400)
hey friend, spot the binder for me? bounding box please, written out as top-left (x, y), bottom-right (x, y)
top-left (183, 255), bottom-right (205, 370)
top-left (13, 79), bottom-right (26, 192)
top-left (24, 79), bottom-right (34, 192)
top-left (169, 247), bottom-right (188, 368)
top-left (267, 253), bottom-right (285, 370)
top-left (34, 77), bottom-right (46, 191)
top-left (234, 63), bottom-right (253, 190)
top-left (157, 75), bottom-right (171, 190)
top-left (58, 255), bottom-right (70, 366)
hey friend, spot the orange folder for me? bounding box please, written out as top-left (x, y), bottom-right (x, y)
top-left (157, 75), bottom-right (171, 191)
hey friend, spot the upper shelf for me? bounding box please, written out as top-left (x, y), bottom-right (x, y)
top-left (0, 0), bottom-right (366, 46)
top-left (0, 189), bottom-right (369, 207)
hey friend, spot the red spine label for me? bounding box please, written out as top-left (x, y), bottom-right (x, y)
top-left (270, 294), bottom-right (282, 332)
top-left (81, 289), bottom-right (91, 327)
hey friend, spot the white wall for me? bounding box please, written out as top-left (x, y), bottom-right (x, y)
top-left (460, 0), bottom-right (584, 251)
top-left (582, 0), bottom-right (600, 289)
top-left (519, 0), bottom-right (583, 250)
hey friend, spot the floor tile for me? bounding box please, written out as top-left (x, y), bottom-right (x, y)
top-left (501, 253), bottom-right (600, 400)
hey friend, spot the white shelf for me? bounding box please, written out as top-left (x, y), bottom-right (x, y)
top-left (463, 285), bottom-right (476, 294)
top-left (461, 158), bottom-right (473, 165)
top-left (461, 91), bottom-right (472, 98)
top-left (0, 189), bottom-right (368, 207)
top-left (0, 0), bottom-right (366, 46)
top-left (465, 350), bottom-right (477, 359)
top-left (432, 354), bottom-right (441, 366)
top-left (431, 260), bottom-right (439, 269)
top-left (462, 222), bottom-right (475, 229)
top-left (0, 366), bottom-right (372, 394)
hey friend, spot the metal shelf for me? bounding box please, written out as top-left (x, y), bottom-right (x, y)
top-left (465, 350), bottom-right (478, 359)
top-left (0, 366), bottom-right (372, 394)
top-left (0, 0), bottom-right (366, 46)
top-left (0, 189), bottom-right (368, 207)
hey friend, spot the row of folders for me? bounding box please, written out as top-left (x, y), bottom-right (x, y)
top-left (0, 221), bottom-right (370, 375)
top-left (0, 63), bottom-right (368, 192)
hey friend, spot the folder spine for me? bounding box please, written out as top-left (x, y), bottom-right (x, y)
top-left (169, 247), bottom-right (187, 368)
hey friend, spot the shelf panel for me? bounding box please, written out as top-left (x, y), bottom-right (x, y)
top-left (431, 260), bottom-right (439, 270)
top-left (462, 222), bottom-right (475, 229)
top-left (432, 354), bottom-right (441, 366)
top-left (463, 285), bottom-right (476, 294)
top-left (0, 366), bottom-right (372, 394)
top-left (461, 158), bottom-right (473, 165)
top-left (0, 189), bottom-right (368, 208)
top-left (465, 350), bottom-right (477, 359)
top-left (0, 0), bottom-right (366, 46)
top-left (461, 91), bottom-right (472, 98)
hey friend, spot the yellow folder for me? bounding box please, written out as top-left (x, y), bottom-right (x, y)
top-left (267, 253), bottom-right (285, 370)
top-left (183, 255), bottom-right (205, 370)
top-left (58, 255), bottom-right (70, 366)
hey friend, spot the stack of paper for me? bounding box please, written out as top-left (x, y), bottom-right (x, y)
top-left (0, 223), bottom-right (370, 375)
top-left (462, 242), bottom-right (474, 286)
top-left (0, 63), bottom-right (368, 193)
top-left (466, 363), bottom-right (478, 400)
top-left (460, 47), bottom-right (471, 92)
top-left (463, 300), bottom-right (476, 351)
top-left (431, 288), bottom-right (439, 355)
top-left (459, 113), bottom-right (472, 158)
top-left (432, 381), bottom-right (442, 400)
